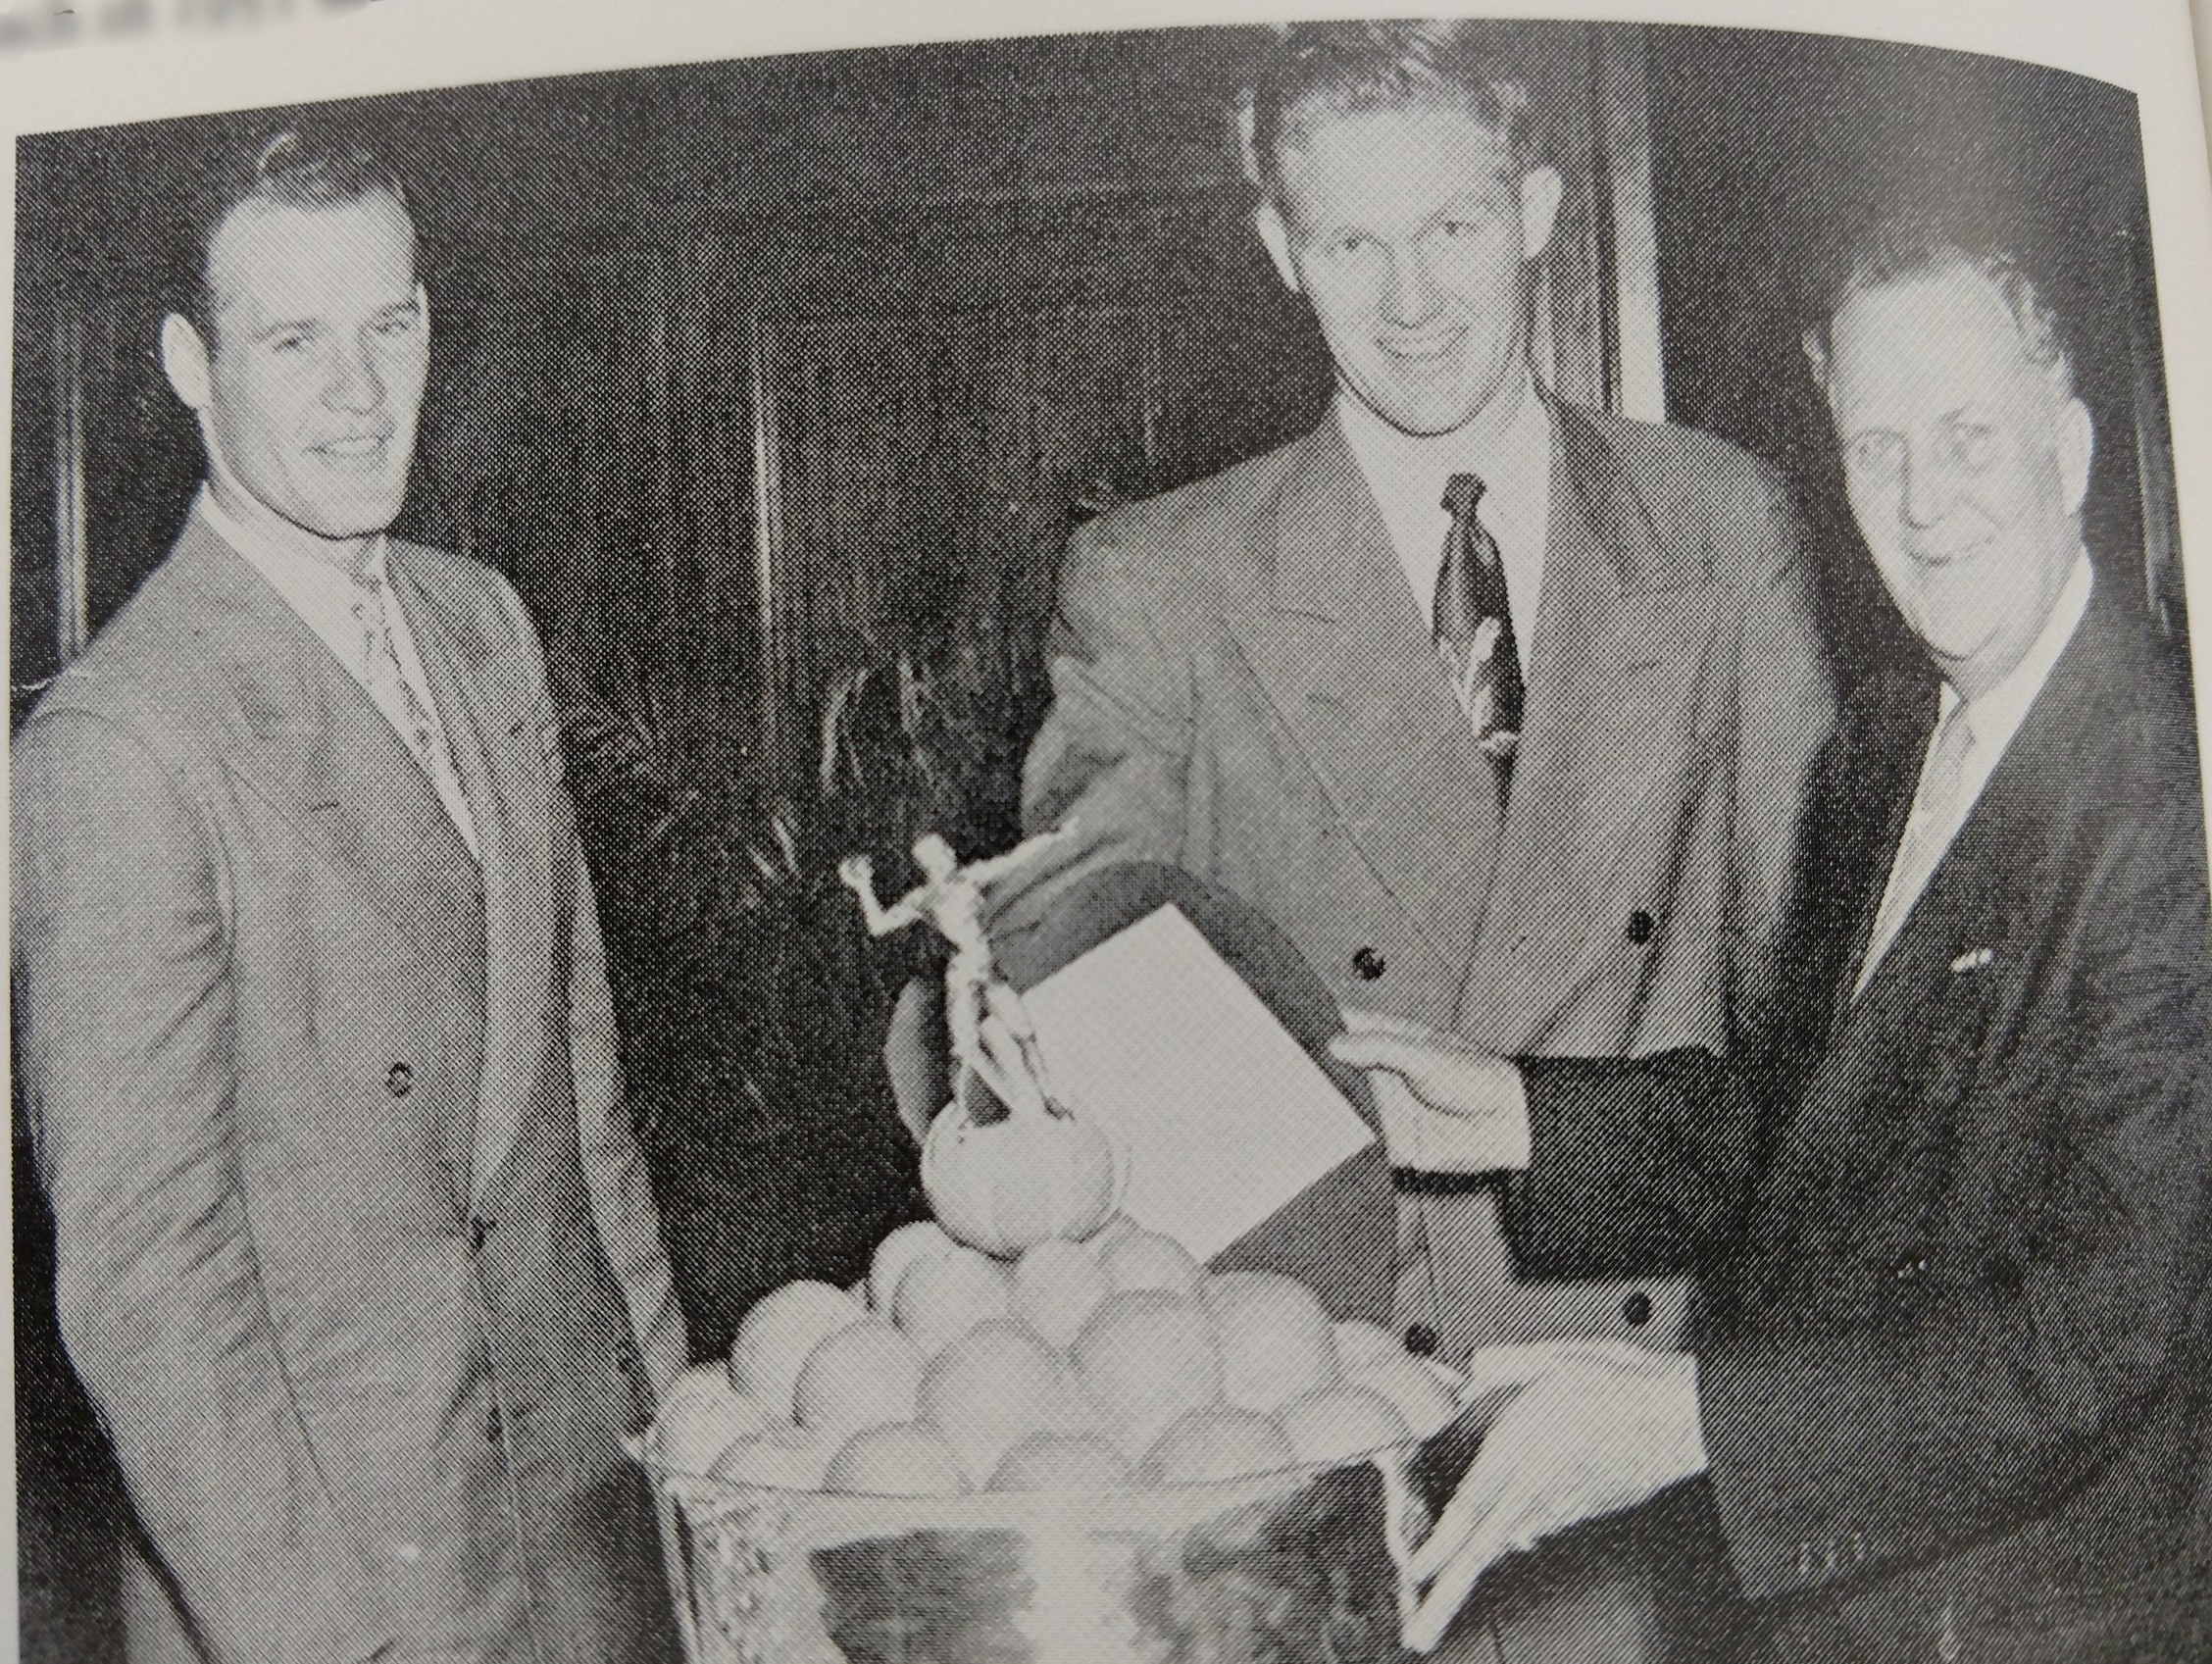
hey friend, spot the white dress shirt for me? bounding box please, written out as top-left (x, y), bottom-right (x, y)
top-left (200, 486), bottom-right (479, 856)
top-left (1854, 550), bottom-right (2094, 991)
top-left (1335, 376), bottom-right (1553, 1177)
top-left (1335, 372), bottom-right (1553, 675)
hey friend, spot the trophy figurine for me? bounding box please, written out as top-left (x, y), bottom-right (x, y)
top-left (838, 825), bottom-right (1074, 1122)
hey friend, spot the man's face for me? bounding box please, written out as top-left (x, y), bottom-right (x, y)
top-left (1822, 267), bottom-right (2092, 696)
top-left (1259, 103), bottom-right (1562, 437)
top-left (171, 190), bottom-right (428, 542)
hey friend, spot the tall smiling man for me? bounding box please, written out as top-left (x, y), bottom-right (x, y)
top-left (1341, 219), bottom-right (2212, 1662)
top-left (990, 20), bottom-right (1834, 1660)
top-left (13, 130), bottom-right (686, 1663)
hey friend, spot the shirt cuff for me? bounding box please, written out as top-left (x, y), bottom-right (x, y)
top-left (1372, 1068), bottom-right (1533, 1174)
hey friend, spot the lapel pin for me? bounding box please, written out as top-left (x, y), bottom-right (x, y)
top-left (1950, 946), bottom-right (1995, 975)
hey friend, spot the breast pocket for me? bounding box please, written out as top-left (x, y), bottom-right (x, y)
top-left (1911, 961), bottom-right (2006, 1120)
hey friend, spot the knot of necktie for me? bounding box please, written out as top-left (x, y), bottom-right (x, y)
top-left (1442, 473), bottom-right (1486, 522)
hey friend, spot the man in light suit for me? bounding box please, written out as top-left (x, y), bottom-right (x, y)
top-left (1339, 218), bottom-right (2211, 1662)
top-left (1001, 19), bottom-right (1832, 1360)
top-left (13, 130), bottom-right (687, 1663)
top-left (986, 25), bottom-right (1833, 1656)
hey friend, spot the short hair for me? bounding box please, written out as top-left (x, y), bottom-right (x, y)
top-left (1804, 209), bottom-right (2075, 400)
top-left (171, 126), bottom-right (413, 341)
top-left (1238, 22), bottom-right (1541, 206)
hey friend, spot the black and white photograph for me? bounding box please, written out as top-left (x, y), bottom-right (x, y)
top-left (9, 12), bottom-right (2209, 1663)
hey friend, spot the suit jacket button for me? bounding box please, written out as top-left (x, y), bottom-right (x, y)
top-left (1626, 910), bottom-right (1656, 946)
top-left (1404, 1323), bottom-right (1439, 1357)
top-left (386, 1062), bottom-right (414, 1098)
top-left (1622, 1290), bottom-right (1653, 1327)
top-left (1352, 947), bottom-right (1387, 982)
top-left (1890, 1250), bottom-right (1929, 1284)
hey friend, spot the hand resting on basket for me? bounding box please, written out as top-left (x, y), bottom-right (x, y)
top-left (1404, 1339), bottom-right (1707, 1653)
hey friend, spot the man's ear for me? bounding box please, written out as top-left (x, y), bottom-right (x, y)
top-left (1255, 200), bottom-right (1301, 294)
top-left (2055, 394), bottom-right (2094, 517)
top-left (1519, 166), bottom-right (1565, 261)
top-left (160, 313), bottom-right (213, 413)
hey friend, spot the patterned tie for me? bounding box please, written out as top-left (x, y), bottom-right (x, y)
top-left (1855, 700), bottom-right (1977, 995)
top-left (1435, 473), bottom-right (1524, 785)
top-left (348, 575), bottom-right (478, 855)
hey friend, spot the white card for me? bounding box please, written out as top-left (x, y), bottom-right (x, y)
top-left (1023, 904), bottom-right (1376, 1262)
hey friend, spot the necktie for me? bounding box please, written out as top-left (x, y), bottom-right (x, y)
top-left (1855, 700), bottom-right (1976, 995)
top-left (348, 576), bottom-right (479, 855)
top-left (1435, 473), bottom-right (1524, 784)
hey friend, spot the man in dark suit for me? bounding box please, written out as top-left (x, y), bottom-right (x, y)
top-left (12, 130), bottom-right (686, 1663)
top-left (1337, 217), bottom-right (2211, 1662)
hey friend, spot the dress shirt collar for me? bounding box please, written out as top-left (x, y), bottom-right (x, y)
top-left (1936, 549), bottom-right (2094, 760)
top-left (1332, 371), bottom-right (1553, 640)
top-left (195, 484), bottom-right (394, 677)
top-left (1333, 371), bottom-right (1550, 526)
top-left (197, 483), bottom-right (391, 591)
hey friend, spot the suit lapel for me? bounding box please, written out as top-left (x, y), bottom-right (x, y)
top-left (1783, 825), bottom-right (2012, 1193)
top-left (1845, 593), bottom-right (2122, 1021)
top-left (1825, 673), bottom-right (1939, 1038)
top-left (170, 515), bottom-right (482, 972)
top-left (1790, 591), bottom-right (2128, 1176)
top-left (1466, 403), bottom-right (1721, 1044)
top-left (392, 548), bottom-right (561, 1207)
top-left (1232, 420), bottom-right (1500, 968)
top-left (389, 548), bottom-right (517, 885)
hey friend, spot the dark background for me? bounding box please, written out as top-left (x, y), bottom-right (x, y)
top-left (10, 22), bottom-right (2178, 1660)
